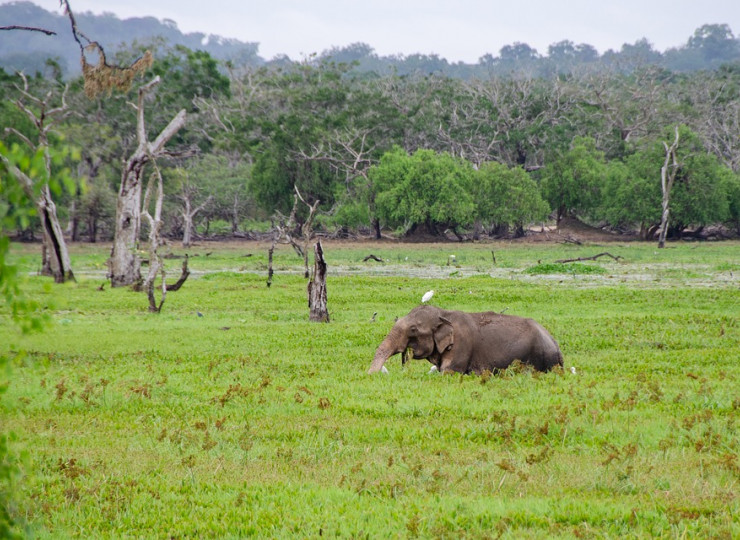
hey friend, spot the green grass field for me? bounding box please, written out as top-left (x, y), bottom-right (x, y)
top-left (2, 240), bottom-right (739, 538)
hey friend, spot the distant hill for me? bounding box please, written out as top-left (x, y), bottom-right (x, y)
top-left (2, 1), bottom-right (739, 80)
top-left (0, 1), bottom-right (264, 76)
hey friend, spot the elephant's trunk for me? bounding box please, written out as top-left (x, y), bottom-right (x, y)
top-left (368, 323), bottom-right (407, 374)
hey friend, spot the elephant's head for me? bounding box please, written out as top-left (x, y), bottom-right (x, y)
top-left (368, 305), bottom-right (454, 373)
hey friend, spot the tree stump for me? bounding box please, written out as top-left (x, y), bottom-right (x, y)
top-left (308, 241), bottom-right (329, 323)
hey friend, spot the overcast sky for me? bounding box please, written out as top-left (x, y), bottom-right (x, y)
top-left (18, 0), bottom-right (740, 63)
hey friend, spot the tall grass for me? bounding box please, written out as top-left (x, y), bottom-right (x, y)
top-left (1, 241), bottom-right (738, 538)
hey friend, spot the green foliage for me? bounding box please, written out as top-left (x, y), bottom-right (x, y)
top-left (726, 173), bottom-right (740, 232)
top-left (319, 199), bottom-right (372, 231)
top-left (5, 22), bottom-right (740, 241)
top-left (0, 429), bottom-right (25, 539)
top-left (0, 242), bottom-right (738, 537)
top-left (524, 262), bottom-right (607, 275)
top-left (475, 162), bottom-right (549, 232)
top-left (541, 136), bottom-right (606, 221)
top-left (372, 147), bottom-right (476, 234)
top-left (669, 152), bottom-right (732, 230)
top-left (150, 45), bottom-right (231, 109)
top-left (0, 143), bottom-right (51, 331)
top-left (186, 155), bottom-right (256, 232)
top-left (606, 126), bottom-right (736, 233)
top-left (601, 157), bottom-right (659, 230)
top-left (0, 141), bottom-right (53, 540)
top-left (78, 180), bottom-right (116, 241)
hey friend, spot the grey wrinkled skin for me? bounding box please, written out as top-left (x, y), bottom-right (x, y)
top-left (368, 305), bottom-right (562, 375)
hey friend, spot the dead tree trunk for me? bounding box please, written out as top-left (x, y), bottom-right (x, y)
top-left (266, 239), bottom-right (275, 288)
top-left (38, 184), bottom-right (74, 283)
top-left (109, 76), bottom-right (186, 288)
top-left (308, 241), bottom-right (329, 323)
top-left (1, 73), bottom-right (74, 283)
top-left (139, 164), bottom-right (190, 312)
top-left (658, 126), bottom-right (680, 249)
top-left (265, 186), bottom-right (318, 285)
top-left (294, 185), bottom-right (320, 278)
top-left (141, 169), bottom-right (166, 312)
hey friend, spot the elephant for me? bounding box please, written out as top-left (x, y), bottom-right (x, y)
top-left (368, 305), bottom-right (562, 375)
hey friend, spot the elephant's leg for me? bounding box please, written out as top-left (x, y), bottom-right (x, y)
top-left (439, 350), bottom-right (465, 373)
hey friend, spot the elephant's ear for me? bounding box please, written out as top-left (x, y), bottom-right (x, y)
top-left (433, 317), bottom-right (454, 352)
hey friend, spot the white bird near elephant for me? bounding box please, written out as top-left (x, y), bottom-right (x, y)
top-left (421, 290), bottom-right (434, 303)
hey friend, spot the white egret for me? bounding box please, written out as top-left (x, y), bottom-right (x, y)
top-left (421, 290), bottom-right (434, 303)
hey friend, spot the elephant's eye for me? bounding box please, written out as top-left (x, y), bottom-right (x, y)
top-left (409, 325), bottom-right (417, 335)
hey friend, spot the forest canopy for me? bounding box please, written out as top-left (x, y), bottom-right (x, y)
top-left (1, 2), bottom-right (739, 246)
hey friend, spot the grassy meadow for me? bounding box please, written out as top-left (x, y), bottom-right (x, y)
top-left (1, 239), bottom-right (739, 538)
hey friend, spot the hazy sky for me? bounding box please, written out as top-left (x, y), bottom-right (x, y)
top-left (17, 0), bottom-right (740, 62)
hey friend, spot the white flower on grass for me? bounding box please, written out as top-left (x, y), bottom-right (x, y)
top-left (421, 290), bottom-right (434, 303)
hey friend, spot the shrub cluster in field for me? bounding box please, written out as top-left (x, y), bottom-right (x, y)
top-left (524, 262), bottom-right (607, 275)
top-left (0, 242), bottom-right (738, 537)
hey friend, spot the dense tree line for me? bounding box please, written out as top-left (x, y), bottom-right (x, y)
top-left (1, 24), bottom-right (740, 245)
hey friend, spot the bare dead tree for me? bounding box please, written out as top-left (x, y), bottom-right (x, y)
top-left (141, 168), bottom-right (166, 312)
top-left (108, 76), bottom-right (187, 288)
top-left (175, 168), bottom-right (213, 248)
top-left (266, 185), bottom-right (319, 285)
top-left (180, 193), bottom-right (212, 248)
top-left (375, 72), bottom-right (446, 152)
top-left (658, 126), bottom-right (680, 249)
top-left (295, 128), bottom-right (379, 236)
top-left (1, 73), bottom-right (74, 283)
top-left (140, 163), bottom-right (190, 312)
top-left (687, 76), bottom-right (740, 173)
top-left (457, 76), bottom-right (572, 169)
top-left (294, 185), bottom-right (320, 278)
top-left (574, 65), bottom-right (669, 152)
top-left (296, 129), bottom-right (376, 187)
top-left (266, 193), bottom-right (300, 288)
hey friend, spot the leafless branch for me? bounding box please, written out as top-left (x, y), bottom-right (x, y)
top-left (0, 25), bottom-right (56, 35)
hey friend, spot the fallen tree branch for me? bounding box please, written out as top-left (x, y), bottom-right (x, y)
top-left (555, 252), bottom-right (623, 263)
top-left (559, 236), bottom-right (582, 245)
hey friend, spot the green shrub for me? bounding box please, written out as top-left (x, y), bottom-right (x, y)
top-left (524, 262), bottom-right (607, 275)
